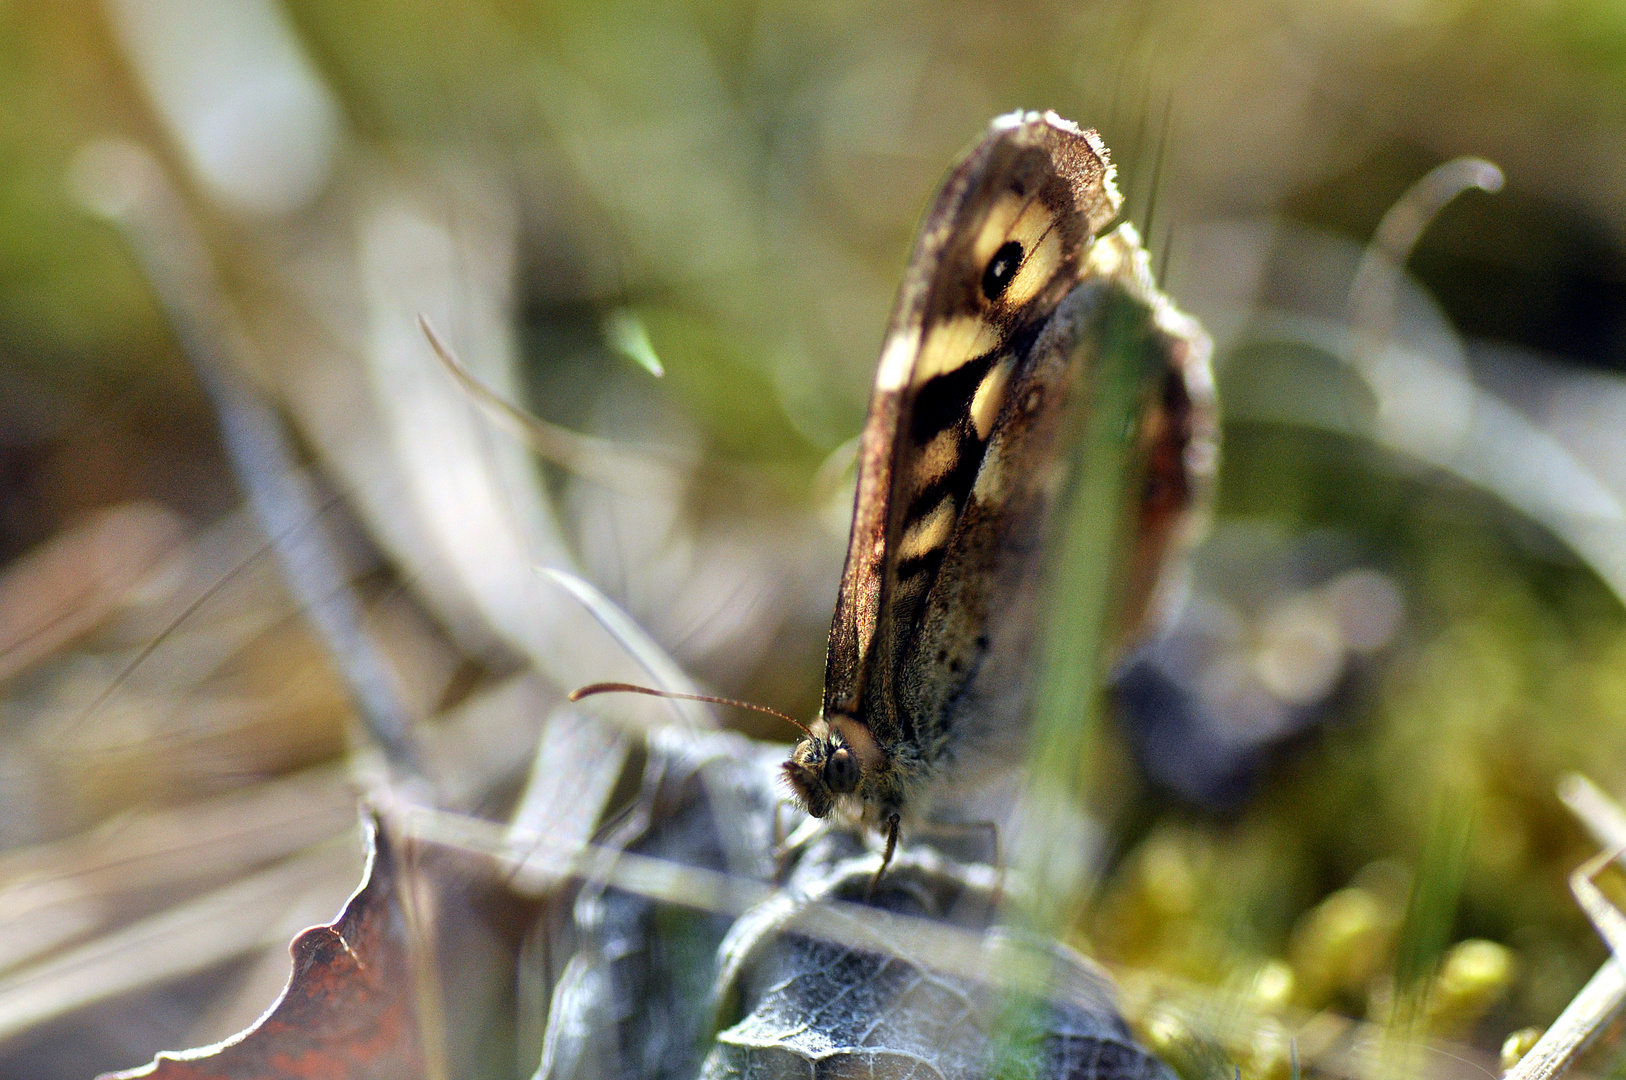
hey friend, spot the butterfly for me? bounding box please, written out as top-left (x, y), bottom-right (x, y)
top-left (577, 110), bottom-right (1213, 889)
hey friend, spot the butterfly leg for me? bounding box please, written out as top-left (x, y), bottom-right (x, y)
top-left (865, 814), bottom-right (901, 901)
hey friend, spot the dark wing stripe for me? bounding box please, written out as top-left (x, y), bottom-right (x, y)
top-left (904, 426), bottom-right (981, 523)
top-left (896, 546), bottom-right (948, 584)
top-left (909, 352), bottom-right (997, 445)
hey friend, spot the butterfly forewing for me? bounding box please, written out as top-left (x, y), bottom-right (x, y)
top-left (823, 113), bottom-right (1120, 769)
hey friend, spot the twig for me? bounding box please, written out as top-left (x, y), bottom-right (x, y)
top-left (1503, 776), bottom-right (1626, 1080)
top-left (1503, 960), bottom-right (1626, 1080)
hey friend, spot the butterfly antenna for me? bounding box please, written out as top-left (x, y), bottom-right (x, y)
top-left (569, 681), bottom-right (813, 739)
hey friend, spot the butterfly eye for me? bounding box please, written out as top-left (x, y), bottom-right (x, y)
top-left (824, 745), bottom-right (861, 794)
top-left (981, 240), bottom-right (1024, 300)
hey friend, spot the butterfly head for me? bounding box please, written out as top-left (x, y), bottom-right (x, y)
top-left (783, 717), bottom-right (867, 819)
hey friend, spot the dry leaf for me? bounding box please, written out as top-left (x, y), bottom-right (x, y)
top-left (99, 816), bottom-right (423, 1080)
top-left (702, 843), bottom-right (1177, 1080)
top-left (705, 927), bottom-right (1175, 1080)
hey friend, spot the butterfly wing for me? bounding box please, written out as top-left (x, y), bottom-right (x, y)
top-left (901, 228), bottom-right (1217, 790)
top-left (821, 112), bottom-right (1119, 762)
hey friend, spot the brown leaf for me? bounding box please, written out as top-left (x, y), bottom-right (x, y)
top-left (99, 816), bottom-right (425, 1080)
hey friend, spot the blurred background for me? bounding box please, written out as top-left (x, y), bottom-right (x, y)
top-left (3, 0), bottom-right (1626, 1077)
